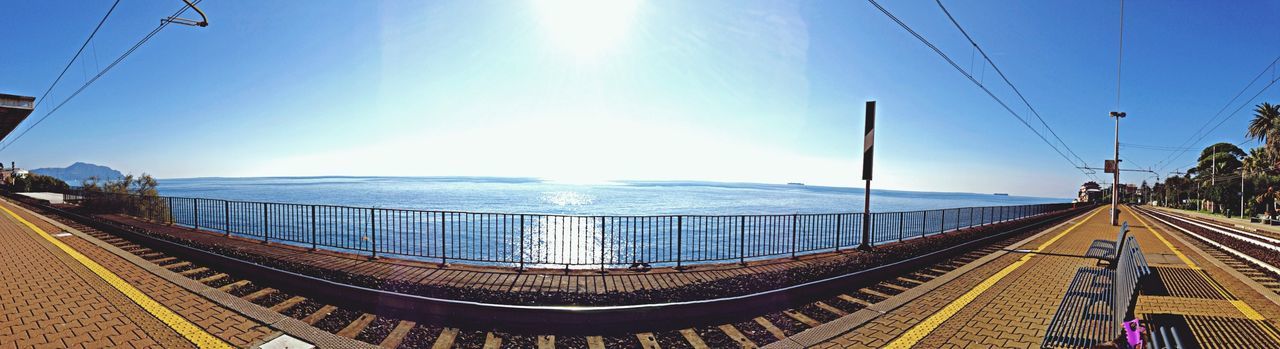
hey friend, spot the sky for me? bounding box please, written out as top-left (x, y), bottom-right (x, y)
top-left (3, 1), bottom-right (1280, 198)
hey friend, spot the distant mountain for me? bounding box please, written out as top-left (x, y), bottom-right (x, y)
top-left (31, 162), bottom-right (124, 185)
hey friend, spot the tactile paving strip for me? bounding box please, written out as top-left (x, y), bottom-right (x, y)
top-left (1184, 315), bottom-right (1280, 348)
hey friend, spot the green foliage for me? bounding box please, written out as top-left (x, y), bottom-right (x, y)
top-left (10, 173), bottom-right (70, 193)
top-left (81, 174), bottom-right (169, 223)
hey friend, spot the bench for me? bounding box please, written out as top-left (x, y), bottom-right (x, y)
top-left (1252, 214), bottom-right (1280, 226)
top-left (1084, 222), bottom-right (1128, 265)
top-left (1042, 234), bottom-right (1153, 348)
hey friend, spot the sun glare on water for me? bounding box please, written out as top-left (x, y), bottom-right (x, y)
top-left (532, 0), bottom-right (642, 60)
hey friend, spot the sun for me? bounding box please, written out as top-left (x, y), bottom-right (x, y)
top-left (532, 0), bottom-right (641, 61)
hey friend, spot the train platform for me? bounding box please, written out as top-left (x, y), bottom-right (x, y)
top-left (0, 198), bottom-right (378, 349)
top-left (799, 206), bottom-right (1280, 348)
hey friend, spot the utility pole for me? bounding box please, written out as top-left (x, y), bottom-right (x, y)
top-left (859, 101), bottom-right (876, 250)
top-left (1109, 111), bottom-right (1126, 225)
top-left (1241, 169), bottom-right (1246, 219)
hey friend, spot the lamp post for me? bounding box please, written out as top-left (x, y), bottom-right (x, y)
top-left (1110, 111), bottom-right (1126, 225)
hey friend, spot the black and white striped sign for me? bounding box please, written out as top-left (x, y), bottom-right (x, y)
top-left (862, 101), bottom-right (875, 181)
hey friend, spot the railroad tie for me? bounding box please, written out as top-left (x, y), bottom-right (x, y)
top-left (269, 296), bottom-right (306, 313)
top-left (753, 317), bottom-right (787, 340)
top-left (179, 267), bottom-right (209, 277)
top-left (814, 301), bottom-right (848, 316)
top-left (242, 288), bottom-right (276, 302)
top-left (302, 305), bottom-right (337, 325)
top-left (431, 328), bottom-right (459, 349)
top-left (635, 332), bottom-right (661, 349)
top-left (783, 310), bottom-right (822, 327)
top-left (197, 273), bottom-right (227, 284)
top-left (586, 336), bottom-right (605, 349)
top-left (680, 329), bottom-right (710, 349)
top-left (217, 279), bottom-right (250, 293)
top-left (481, 332), bottom-right (503, 349)
top-left (378, 320), bottom-right (417, 349)
top-left (839, 294), bottom-right (874, 307)
top-left (880, 282), bottom-right (911, 292)
top-left (336, 313), bottom-right (376, 338)
top-left (717, 324), bottom-right (759, 349)
top-left (536, 335), bottom-right (555, 349)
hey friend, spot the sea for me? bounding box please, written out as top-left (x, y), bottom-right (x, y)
top-left (155, 176), bottom-right (1069, 215)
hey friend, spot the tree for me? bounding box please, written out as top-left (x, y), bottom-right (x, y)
top-left (10, 174), bottom-right (70, 193)
top-left (1248, 102), bottom-right (1280, 152)
top-left (81, 173), bottom-right (168, 223)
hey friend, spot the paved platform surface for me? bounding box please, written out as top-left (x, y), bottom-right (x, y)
top-left (0, 198), bottom-right (275, 348)
top-left (812, 206), bottom-right (1280, 348)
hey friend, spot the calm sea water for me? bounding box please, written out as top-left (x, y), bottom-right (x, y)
top-left (156, 176), bottom-right (1068, 215)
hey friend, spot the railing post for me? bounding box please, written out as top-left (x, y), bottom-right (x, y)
top-left (310, 205), bottom-right (317, 251)
top-left (791, 214), bottom-right (798, 259)
top-left (262, 202), bottom-right (269, 243)
top-left (834, 214), bottom-right (842, 252)
top-left (898, 212), bottom-right (904, 241)
top-left (940, 208), bottom-right (947, 234)
top-left (969, 207), bottom-right (974, 229)
top-left (440, 213), bottom-right (447, 267)
top-left (739, 216), bottom-right (746, 265)
top-left (370, 208), bottom-right (377, 259)
top-left (167, 197), bottom-right (173, 225)
top-left (922, 210), bottom-right (928, 236)
top-left (518, 215), bottom-right (525, 271)
top-left (193, 199), bottom-right (200, 231)
top-left (599, 216), bottom-right (606, 273)
top-left (675, 215), bottom-right (684, 270)
top-left (224, 200), bottom-right (230, 237)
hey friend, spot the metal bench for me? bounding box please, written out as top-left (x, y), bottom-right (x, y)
top-left (1084, 222), bottom-right (1128, 264)
top-left (1042, 235), bottom-right (1152, 348)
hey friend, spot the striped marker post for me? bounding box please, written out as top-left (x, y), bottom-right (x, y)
top-left (860, 101), bottom-right (875, 250)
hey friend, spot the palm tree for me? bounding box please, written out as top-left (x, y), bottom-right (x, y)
top-left (1247, 102), bottom-right (1280, 151)
top-left (1243, 147), bottom-right (1274, 175)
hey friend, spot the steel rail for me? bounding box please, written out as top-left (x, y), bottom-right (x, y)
top-left (1133, 207), bottom-right (1280, 276)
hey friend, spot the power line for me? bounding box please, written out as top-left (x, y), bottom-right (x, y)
top-left (1152, 56), bottom-right (1280, 172)
top-left (1154, 68), bottom-right (1280, 174)
top-left (0, 1), bottom-right (202, 153)
top-left (33, 0), bottom-right (122, 109)
top-left (865, 0), bottom-right (1097, 179)
top-left (934, 0), bottom-right (1094, 178)
top-left (1120, 143), bottom-right (1198, 151)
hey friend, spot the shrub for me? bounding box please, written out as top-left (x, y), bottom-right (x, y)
top-left (81, 174), bottom-right (169, 223)
top-left (10, 173), bottom-right (70, 193)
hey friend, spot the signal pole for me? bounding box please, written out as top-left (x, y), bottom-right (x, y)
top-left (1110, 111), bottom-right (1126, 225)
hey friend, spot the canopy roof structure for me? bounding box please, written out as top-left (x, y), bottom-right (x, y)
top-left (0, 94), bottom-right (34, 142)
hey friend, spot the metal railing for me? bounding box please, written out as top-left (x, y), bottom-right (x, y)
top-left (75, 191), bottom-right (1072, 269)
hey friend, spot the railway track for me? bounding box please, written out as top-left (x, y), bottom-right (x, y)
top-left (1132, 206), bottom-right (1280, 295)
top-left (10, 198), bottom-right (1080, 348)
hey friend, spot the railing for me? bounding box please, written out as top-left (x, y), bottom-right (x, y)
top-left (74, 191), bottom-right (1072, 269)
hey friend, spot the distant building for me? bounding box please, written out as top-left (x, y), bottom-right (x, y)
top-left (1077, 181), bottom-right (1103, 203)
top-left (0, 93), bottom-right (36, 186)
top-left (0, 94), bottom-right (34, 138)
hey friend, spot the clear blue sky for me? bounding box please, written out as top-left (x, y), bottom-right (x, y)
top-left (3, 1), bottom-right (1279, 198)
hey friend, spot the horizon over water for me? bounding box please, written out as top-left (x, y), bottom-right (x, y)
top-left (155, 176), bottom-right (1070, 216)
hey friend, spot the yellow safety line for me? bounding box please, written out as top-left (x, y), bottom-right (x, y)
top-left (1129, 209), bottom-right (1199, 269)
top-left (883, 207), bottom-right (1103, 349)
top-left (0, 204), bottom-right (233, 349)
top-left (1130, 207), bottom-right (1280, 341)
